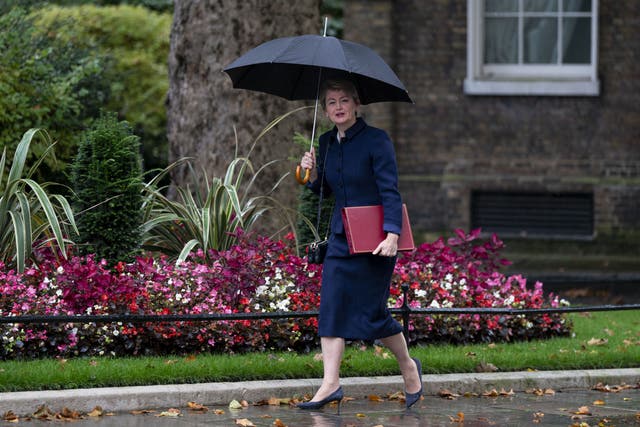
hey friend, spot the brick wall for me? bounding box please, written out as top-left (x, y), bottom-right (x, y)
top-left (345, 0), bottom-right (640, 236)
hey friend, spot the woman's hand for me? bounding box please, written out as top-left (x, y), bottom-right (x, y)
top-left (372, 232), bottom-right (399, 257)
top-left (300, 146), bottom-right (315, 171)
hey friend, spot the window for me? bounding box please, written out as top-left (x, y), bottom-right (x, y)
top-left (471, 191), bottom-right (594, 238)
top-left (465, 0), bottom-right (600, 96)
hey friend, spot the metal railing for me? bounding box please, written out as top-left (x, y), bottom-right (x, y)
top-left (2, 284), bottom-right (639, 343)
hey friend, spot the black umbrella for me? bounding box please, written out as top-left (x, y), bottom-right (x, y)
top-left (223, 19), bottom-right (412, 183)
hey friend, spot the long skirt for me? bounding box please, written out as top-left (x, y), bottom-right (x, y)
top-left (318, 233), bottom-right (402, 340)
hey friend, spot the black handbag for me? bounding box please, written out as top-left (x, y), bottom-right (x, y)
top-left (307, 143), bottom-right (331, 265)
top-left (307, 239), bottom-right (328, 264)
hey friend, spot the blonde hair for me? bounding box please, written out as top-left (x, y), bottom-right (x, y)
top-left (320, 79), bottom-right (360, 110)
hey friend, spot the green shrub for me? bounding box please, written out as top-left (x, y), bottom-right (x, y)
top-left (71, 112), bottom-right (143, 263)
top-left (142, 110), bottom-right (305, 263)
top-left (33, 4), bottom-right (172, 176)
top-left (0, 8), bottom-right (109, 185)
top-left (0, 129), bottom-right (77, 273)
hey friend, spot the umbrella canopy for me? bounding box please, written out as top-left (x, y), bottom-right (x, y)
top-left (223, 34), bottom-right (412, 105)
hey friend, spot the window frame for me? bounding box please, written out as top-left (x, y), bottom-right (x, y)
top-left (464, 0), bottom-right (600, 96)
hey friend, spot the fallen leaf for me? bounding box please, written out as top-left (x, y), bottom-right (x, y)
top-left (500, 388), bottom-right (515, 396)
top-left (388, 391), bottom-right (404, 400)
top-left (587, 338), bottom-right (608, 346)
top-left (59, 407), bottom-right (82, 420)
top-left (373, 345), bottom-right (390, 359)
top-left (89, 359), bottom-right (98, 366)
top-left (187, 401), bottom-right (208, 412)
top-left (2, 411), bottom-right (19, 422)
top-left (229, 400), bottom-right (243, 410)
top-left (623, 397), bottom-right (632, 401)
top-left (438, 389), bottom-right (460, 399)
top-left (368, 394), bottom-right (384, 402)
top-left (482, 388), bottom-right (499, 397)
top-left (463, 391), bottom-right (479, 397)
top-left (449, 412), bottom-right (465, 423)
top-left (465, 351), bottom-right (477, 357)
top-left (33, 404), bottom-right (55, 420)
top-left (533, 411), bottom-right (544, 424)
top-left (273, 419), bottom-right (287, 427)
top-left (593, 399), bottom-right (606, 405)
top-left (475, 361), bottom-right (498, 372)
top-left (573, 406), bottom-right (592, 415)
top-left (313, 353), bottom-right (323, 361)
top-left (157, 408), bottom-right (181, 417)
top-left (164, 359), bottom-right (178, 364)
top-left (356, 413), bottom-right (367, 418)
top-left (214, 409), bottom-right (225, 415)
top-left (487, 343), bottom-right (496, 348)
top-left (87, 406), bottom-right (104, 417)
top-left (603, 328), bottom-right (614, 336)
top-left (185, 355), bottom-right (197, 361)
top-left (235, 418), bottom-right (256, 426)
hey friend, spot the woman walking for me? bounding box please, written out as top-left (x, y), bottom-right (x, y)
top-left (297, 79), bottom-right (423, 410)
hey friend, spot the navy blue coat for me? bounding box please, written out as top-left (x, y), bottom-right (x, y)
top-left (308, 117), bottom-right (403, 236)
top-left (307, 118), bottom-right (404, 340)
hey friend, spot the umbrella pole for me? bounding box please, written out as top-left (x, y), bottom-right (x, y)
top-left (296, 17), bottom-right (329, 185)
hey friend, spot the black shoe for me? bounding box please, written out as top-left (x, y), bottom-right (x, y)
top-left (297, 386), bottom-right (344, 412)
top-left (405, 357), bottom-right (423, 409)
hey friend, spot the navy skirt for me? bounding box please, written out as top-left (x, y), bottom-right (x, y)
top-left (318, 233), bottom-right (403, 340)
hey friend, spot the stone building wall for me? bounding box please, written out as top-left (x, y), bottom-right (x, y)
top-left (344, 0), bottom-right (640, 236)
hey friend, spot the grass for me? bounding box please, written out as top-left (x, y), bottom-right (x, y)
top-left (1, 311), bottom-right (638, 392)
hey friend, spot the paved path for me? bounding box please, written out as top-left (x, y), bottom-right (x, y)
top-left (2, 368), bottom-right (639, 426)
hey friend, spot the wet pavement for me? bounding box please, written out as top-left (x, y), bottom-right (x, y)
top-left (3, 387), bottom-right (639, 426)
top-left (2, 369), bottom-right (640, 426)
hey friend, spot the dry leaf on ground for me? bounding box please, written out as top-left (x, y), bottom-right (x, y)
top-left (573, 406), bottom-right (592, 415)
top-left (439, 389), bottom-right (460, 399)
top-left (229, 400), bottom-right (243, 410)
top-left (273, 419), bottom-right (287, 427)
top-left (449, 412), bottom-right (465, 423)
top-left (587, 338), bottom-right (608, 346)
top-left (87, 406), bottom-right (104, 417)
top-left (187, 401), bottom-right (208, 412)
top-left (157, 408), bottom-right (181, 417)
top-left (130, 409), bottom-right (155, 415)
top-left (235, 418), bottom-right (256, 426)
top-left (2, 411), bottom-right (19, 423)
top-left (368, 394), bottom-right (384, 402)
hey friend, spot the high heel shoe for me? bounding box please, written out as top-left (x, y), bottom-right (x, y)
top-left (405, 357), bottom-right (423, 409)
top-left (297, 386), bottom-right (344, 412)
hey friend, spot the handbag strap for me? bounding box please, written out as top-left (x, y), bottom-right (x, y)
top-left (315, 141), bottom-right (331, 239)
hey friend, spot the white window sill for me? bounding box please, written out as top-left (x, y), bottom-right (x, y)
top-left (463, 79), bottom-right (600, 96)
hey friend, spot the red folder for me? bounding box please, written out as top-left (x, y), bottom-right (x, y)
top-left (341, 204), bottom-right (415, 254)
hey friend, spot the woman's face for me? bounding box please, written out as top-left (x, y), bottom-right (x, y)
top-left (324, 89), bottom-right (359, 130)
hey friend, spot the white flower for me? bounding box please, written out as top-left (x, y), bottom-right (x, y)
top-left (276, 299), bottom-right (290, 311)
top-left (560, 299), bottom-right (571, 307)
top-left (254, 304), bottom-right (261, 311)
top-left (56, 266), bottom-right (64, 274)
top-left (429, 300), bottom-right (440, 308)
top-left (56, 289), bottom-right (63, 297)
top-left (175, 293), bottom-right (182, 301)
top-left (504, 295), bottom-right (515, 306)
top-left (255, 285), bottom-right (268, 296)
top-left (445, 273), bottom-right (453, 282)
top-left (414, 289), bottom-right (427, 298)
top-left (460, 278), bottom-right (467, 285)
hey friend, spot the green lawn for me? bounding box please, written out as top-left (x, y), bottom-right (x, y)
top-left (1, 311), bottom-right (638, 392)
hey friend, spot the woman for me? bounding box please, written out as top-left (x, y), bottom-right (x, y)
top-left (297, 79), bottom-right (423, 410)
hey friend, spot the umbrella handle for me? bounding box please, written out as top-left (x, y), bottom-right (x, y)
top-left (295, 165), bottom-right (310, 185)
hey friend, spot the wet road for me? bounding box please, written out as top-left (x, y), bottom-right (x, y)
top-left (6, 388), bottom-right (638, 426)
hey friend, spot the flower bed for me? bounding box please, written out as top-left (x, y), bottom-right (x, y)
top-left (0, 230), bottom-right (571, 360)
